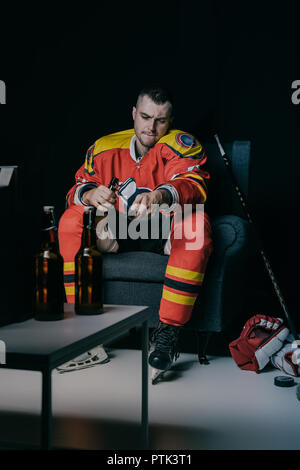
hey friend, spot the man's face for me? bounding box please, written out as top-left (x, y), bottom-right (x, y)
top-left (132, 95), bottom-right (173, 152)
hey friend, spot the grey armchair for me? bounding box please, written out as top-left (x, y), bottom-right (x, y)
top-left (103, 140), bottom-right (255, 361)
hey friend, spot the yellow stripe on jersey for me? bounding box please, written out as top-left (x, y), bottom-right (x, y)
top-left (85, 128), bottom-right (203, 174)
top-left (159, 129), bottom-right (203, 159)
top-left (92, 129), bottom-right (202, 160)
top-left (93, 129), bottom-right (135, 155)
top-left (166, 265), bottom-right (204, 283)
top-left (172, 176), bottom-right (207, 202)
top-left (174, 172), bottom-right (207, 190)
top-left (177, 172), bottom-right (206, 184)
top-left (84, 145), bottom-right (94, 174)
top-left (162, 288), bottom-right (197, 306)
top-left (84, 129), bottom-right (135, 175)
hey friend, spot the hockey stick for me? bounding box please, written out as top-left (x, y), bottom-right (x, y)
top-left (214, 133), bottom-right (299, 341)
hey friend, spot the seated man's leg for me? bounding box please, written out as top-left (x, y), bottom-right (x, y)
top-left (58, 206), bottom-right (120, 303)
top-left (149, 208), bottom-right (213, 379)
top-left (160, 209), bottom-right (213, 326)
top-left (58, 205), bottom-right (85, 303)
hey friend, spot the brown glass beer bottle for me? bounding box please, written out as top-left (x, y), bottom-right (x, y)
top-left (33, 206), bottom-right (64, 321)
top-left (108, 177), bottom-right (119, 192)
top-left (95, 177), bottom-right (119, 225)
top-left (75, 206), bottom-right (104, 315)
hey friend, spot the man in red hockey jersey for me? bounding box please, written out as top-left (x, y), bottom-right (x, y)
top-left (58, 86), bottom-right (213, 382)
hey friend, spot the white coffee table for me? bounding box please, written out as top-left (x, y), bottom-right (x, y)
top-left (0, 304), bottom-right (150, 450)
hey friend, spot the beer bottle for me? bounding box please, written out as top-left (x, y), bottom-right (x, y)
top-left (108, 177), bottom-right (119, 192)
top-left (75, 206), bottom-right (104, 315)
top-left (33, 206), bottom-right (64, 321)
top-left (95, 177), bottom-right (119, 225)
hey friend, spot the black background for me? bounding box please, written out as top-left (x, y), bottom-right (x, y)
top-left (0, 1), bottom-right (299, 326)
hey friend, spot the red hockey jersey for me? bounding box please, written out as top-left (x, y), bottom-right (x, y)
top-left (66, 128), bottom-right (210, 208)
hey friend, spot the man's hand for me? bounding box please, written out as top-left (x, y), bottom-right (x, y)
top-left (82, 185), bottom-right (117, 209)
top-left (130, 189), bottom-right (171, 219)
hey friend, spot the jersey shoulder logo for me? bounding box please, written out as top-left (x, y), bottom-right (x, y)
top-left (159, 129), bottom-right (203, 159)
top-left (175, 133), bottom-right (197, 149)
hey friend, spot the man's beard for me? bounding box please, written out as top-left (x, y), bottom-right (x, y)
top-left (136, 133), bottom-right (156, 155)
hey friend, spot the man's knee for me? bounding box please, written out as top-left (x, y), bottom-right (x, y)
top-left (96, 215), bottom-right (119, 253)
top-left (58, 205), bottom-right (85, 235)
top-left (58, 206), bottom-right (85, 260)
top-left (164, 210), bottom-right (213, 256)
top-left (58, 205), bottom-right (120, 254)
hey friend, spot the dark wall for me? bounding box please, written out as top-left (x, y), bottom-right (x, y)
top-left (0, 2), bottom-right (299, 321)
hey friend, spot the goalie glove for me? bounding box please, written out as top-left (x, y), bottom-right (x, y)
top-left (270, 333), bottom-right (300, 377)
top-left (229, 314), bottom-right (289, 373)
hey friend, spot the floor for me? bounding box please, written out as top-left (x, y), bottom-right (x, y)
top-left (0, 345), bottom-right (299, 451)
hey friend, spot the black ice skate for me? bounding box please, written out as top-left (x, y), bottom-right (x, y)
top-left (148, 322), bottom-right (181, 384)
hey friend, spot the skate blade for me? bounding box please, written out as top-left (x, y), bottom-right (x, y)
top-left (151, 367), bottom-right (165, 384)
top-left (56, 346), bottom-right (109, 373)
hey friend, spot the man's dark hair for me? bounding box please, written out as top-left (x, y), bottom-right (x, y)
top-left (136, 86), bottom-right (174, 115)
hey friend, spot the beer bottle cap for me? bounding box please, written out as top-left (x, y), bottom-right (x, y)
top-left (43, 205), bottom-right (54, 211)
top-left (84, 206), bottom-right (94, 211)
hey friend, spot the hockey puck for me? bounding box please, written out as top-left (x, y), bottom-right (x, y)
top-left (274, 376), bottom-right (295, 387)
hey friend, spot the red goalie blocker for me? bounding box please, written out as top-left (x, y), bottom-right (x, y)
top-left (229, 314), bottom-right (290, 373)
